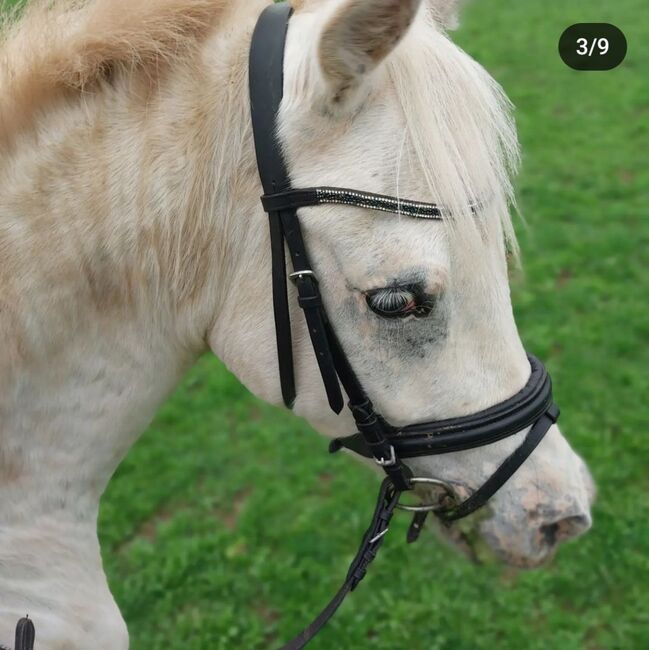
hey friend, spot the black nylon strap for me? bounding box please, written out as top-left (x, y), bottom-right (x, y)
top-left (279, 479), bottom-right (400, 650)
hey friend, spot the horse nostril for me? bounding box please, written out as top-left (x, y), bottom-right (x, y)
top-left (539, 514), bottom-right (592, 547)
top-left (540, 522), bottom-right (560, 546)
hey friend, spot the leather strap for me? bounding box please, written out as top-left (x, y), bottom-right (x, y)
top-left (439, 404), bottom-right (559, 521)
top-left (321, 320), bottom-right (412, 491)
top-left (268, 210), bottom-right (296, 407)
top-left (406, 511), bottom-right (429, 544)
top-left (278, 209), bottom-right (344, 413)
top-left (405, 403), bottom-right (559, 542)
top-left (250, 2), bottom-right (297, 409)
top-left (249, 6), bottom-right (564, 648)
top-left (279, 479), bottom-right (400, 650)
top-left (249, 3), bottom-right (293, 195)
top-left (14, 618), bottom-right (35, 650)
top-left (329, 355), bottom-right (553, 458)
top-left (248, 4), bottom-right (410, 488)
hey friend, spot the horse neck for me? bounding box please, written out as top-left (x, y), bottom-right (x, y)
top-left (0, 12), bottom-right (260, 644)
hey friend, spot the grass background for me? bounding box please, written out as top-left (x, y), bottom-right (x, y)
top-left (91, 0), bottom-right (649, 648)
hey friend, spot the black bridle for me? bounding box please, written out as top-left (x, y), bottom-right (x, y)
top-left (249, 4), bottom-right (559, 648)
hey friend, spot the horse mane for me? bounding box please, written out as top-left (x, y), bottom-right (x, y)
top-left (0, 0), bottom-right (229, 146)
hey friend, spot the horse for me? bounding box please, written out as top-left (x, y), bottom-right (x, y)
top-left (0, 0), bottom-right (595, 647)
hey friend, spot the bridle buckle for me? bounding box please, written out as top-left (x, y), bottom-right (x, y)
top-left (374, 445), bottom-right (397, 467)
top-left (289, 269), bottom-right (317, 285)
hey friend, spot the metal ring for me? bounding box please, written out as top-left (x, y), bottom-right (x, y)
top-left (396, 477), bottom-right (458, 513)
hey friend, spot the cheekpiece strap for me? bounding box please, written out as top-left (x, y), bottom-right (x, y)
top-left (278, 209), bottom-right (345, 413)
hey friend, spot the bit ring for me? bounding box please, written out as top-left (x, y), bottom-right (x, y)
top-left (396, 477), bottom-right (458, 513)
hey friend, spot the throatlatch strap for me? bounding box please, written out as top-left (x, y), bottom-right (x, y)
top-left (279, 479), bottom-right (400, 650)
top-left (249, 2), bottom-right (297, 409)
top-left (269, 212), bottom-right (296, 408)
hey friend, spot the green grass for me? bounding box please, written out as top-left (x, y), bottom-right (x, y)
top-left (97, 1), bottom-right (649, 648)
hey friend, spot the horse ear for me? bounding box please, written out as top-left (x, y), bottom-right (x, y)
top-left (318, 0), bottom-right (423, 102)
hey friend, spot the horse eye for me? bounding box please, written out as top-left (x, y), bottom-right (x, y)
top-left (365, 285), bottom-right (435, 319)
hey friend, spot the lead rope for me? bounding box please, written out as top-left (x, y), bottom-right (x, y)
top-left (279, 478), bottom-right (401, 650)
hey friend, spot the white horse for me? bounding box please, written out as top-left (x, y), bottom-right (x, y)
top-left (0, 0), bottom-right (594, 647)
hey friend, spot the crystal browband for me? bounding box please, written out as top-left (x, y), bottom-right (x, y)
top-left (261, 187), bottom-right (445, 219)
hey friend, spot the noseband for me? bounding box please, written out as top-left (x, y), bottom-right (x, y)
top-left (249, 4), bottom-right (559, 648)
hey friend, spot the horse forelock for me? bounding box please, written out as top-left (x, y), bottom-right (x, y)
top-left (388, 15), bottom-right (522, 265)
top-left (283, 4), bottom-right (521, 268)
